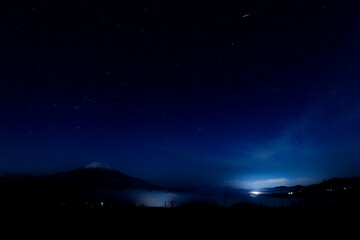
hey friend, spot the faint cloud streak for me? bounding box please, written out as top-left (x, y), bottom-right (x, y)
top-left (227, 177), bottom-right (318, 189)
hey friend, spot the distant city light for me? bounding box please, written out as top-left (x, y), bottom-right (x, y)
top-left (250, 191), bottom-right (261, 195)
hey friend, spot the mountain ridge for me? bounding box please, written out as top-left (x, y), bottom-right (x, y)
top-left (50, 166), bottom-right (159, 190)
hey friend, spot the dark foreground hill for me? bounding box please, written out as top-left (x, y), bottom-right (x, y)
top-left (269, 177), bottom-right (360, 204)
top-left (300, 177), bottom-right (360, 198)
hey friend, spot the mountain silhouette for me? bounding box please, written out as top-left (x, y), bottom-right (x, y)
top-left (51, 166), bottom-right (159, 190)
top-left (0, 165), bottom-right (164, 209)
top-left (304, 177), bottom-right (360, 194)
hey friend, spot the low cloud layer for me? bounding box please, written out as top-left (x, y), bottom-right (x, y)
top-left (227, 177), bottom-right (319, 189)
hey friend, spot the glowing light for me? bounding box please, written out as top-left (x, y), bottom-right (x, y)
top-left (250, 191), bottom-right (261, 195)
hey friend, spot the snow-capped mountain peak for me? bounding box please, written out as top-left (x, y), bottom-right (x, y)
top-left (84, 162), bottom-right (110, 169)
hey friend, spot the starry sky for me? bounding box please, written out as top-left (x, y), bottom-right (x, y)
top-left (1, 0), bottom-right (360, 188)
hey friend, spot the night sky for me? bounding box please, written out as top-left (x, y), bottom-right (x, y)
top-left (1, 0), bottom-right (360, 188)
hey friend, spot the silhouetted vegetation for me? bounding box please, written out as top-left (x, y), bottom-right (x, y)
top-left (179, 202), bottom-right (221, 209)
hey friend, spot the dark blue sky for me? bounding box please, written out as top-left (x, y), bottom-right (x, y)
top-left (1, 0), bottom-right (360, 188)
